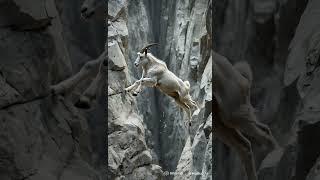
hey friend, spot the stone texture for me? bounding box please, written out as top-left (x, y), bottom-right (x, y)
top-left (173, 137), bottom-right (193, 180)
top-left (108, 40), bottom-right (126, 71)
top-left (108, 0), bottom-right (212, 179)
top-left (201, 133), bottom-right (213, 180)
top-left (157, 1), bottom-right (213, 178)
top-left (214, 0), bottom-right (320, 179)
top-left (0, 0), bottom-right (106, 179)
top-left (306, 155), bottom-right (320, 180)
top-left (107, 0), bottom-right (164, 179)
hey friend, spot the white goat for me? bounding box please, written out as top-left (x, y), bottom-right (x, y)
top-left (125, 43), bottom-right (200, 126)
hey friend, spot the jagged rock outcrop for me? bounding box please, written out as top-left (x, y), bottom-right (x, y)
top-left (107, 0), bottom-right (164, 179)
top-left (108, 0), bottom-right (212, 179)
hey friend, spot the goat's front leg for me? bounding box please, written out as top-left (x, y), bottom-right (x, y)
top-left (133, 70), bottom-right (145, 95)
top-left (138, 77), bottom-right (157, 86)
top-left (124, 70), bottom-right (145, 93)
top-left (124, 81), bottom-right (139, 92)
top-left (125, 77), bottom-right (157, 95)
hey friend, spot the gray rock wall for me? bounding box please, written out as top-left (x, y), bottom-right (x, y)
top-left (158, 1), bottom-right (212, 178)
top-left (0, 0), bottom-right (106, 179)
top-left (108, 0), bottom-right (212, 179)
top-left (107, 0), bottom-right (163, 179)
top-left (214, 0), bottom-right (320, 180)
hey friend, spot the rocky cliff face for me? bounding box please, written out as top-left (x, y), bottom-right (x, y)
top-left (107, 0), bottom-right (163, 179)
top-left (108, 0), bottom-right (212, 179)
top-left (157, 1), bottom-right (212, 179)
top-left (0, 0), bottom-right (105, 179)
top-left (214, 0), bottom-right (320, 180)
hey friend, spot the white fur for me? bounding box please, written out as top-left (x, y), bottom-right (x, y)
top-left (125, 51), bottom-right (199, 124)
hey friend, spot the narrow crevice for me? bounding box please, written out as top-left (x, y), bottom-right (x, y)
top-left (144, 0), bottom-right (167, 171)
top-left (18, 170), bottom-right (38, 180)
top-left (4, 78), bottom-right (22, 97)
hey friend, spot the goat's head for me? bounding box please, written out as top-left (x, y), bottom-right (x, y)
top-left (134, 43), bottom-right (158, 67)
top-left (81, 0), bottom-right (105, 19)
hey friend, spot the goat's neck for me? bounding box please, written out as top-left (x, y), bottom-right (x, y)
top-left (142, 53), bottom-right (159, 69)
top-left (146, 53), bottom-right (157, 63)
top-left (142, 59), bottom-right (153, 71)
top-left (146, 53), bottom-right (167, 68)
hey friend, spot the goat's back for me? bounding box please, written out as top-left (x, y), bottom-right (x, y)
top-left (156, 69), bottom-right (191, 99)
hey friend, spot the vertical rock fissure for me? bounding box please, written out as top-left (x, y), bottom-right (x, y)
top-left (144, 0), bottom-right (166, 170)
top-left (127, 1), bottom-right (213, 178)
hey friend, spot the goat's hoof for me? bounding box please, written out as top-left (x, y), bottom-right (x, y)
top-left (132, 91), bottom-right (140, 96)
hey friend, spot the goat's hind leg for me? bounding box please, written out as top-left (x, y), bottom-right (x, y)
top-left (187, 97), bottom-right (198, 109)
top-left (216, 121), bottom-right (258, 180)
top-left (190, 98), bottom-right (200, 116)
top-left (184, 95), bottom-right (200, 116)
top-left (174, 98), bottom-right (192, 127)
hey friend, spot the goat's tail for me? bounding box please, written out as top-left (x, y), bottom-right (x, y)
top-left (234, 61), bottom-right (253, 86)
top-left (184, 80), bottom-right (190, 90)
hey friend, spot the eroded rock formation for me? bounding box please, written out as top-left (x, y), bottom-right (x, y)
top-left (108, 0), bottom-right (212, 179)
top-left (0, 0), bottom-right (106, 179)
top-left (214, 0), bottom-right (320, 180)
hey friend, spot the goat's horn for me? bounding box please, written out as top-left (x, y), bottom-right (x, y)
top-left (140, 43), bottom-right (158, 53)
